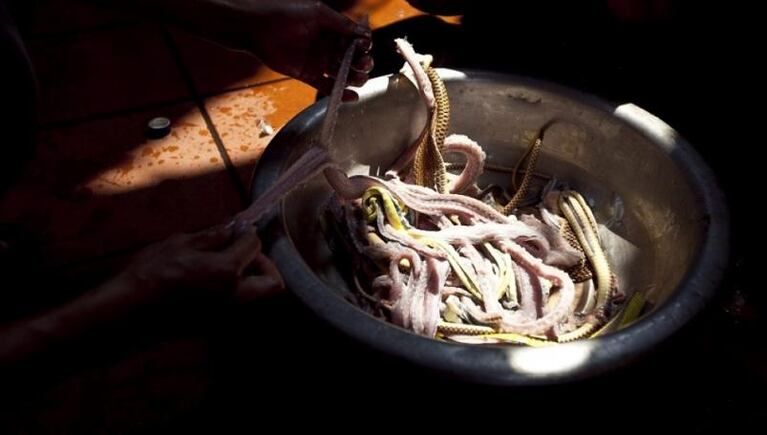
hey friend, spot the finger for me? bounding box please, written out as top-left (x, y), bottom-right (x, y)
top-left (356, 36), bottom-right (372, 53)
top-left (308, 74), bottom-right (359, 102)
top-left (352, 54), bottom-right (374, 74)
top-left (328, 49), bottom-right (372, 78)
top-left (237, 252), bottom-right (284, 302)
top-left (218, 227), bottom-right (262, 272)
top-left (249, 252), bottom-right (283, 284)
top-left (347, 69), bottom-right (368, 87)
top-left (330, 35), bottom-right (371, 67)
top-left (309, 74), bottom-right (335, 96)
top-left (341, 88), bottom-right (359, 102)
top-left (181, 223), bottom-right (234, 251)
top-left (235, 275), bottom-right (284, 302)
top-left (331, 35), bottom-right (371, 66)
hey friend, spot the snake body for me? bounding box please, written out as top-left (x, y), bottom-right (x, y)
top-left (235, 38), bottom-right (631, 346)
top-left (414, 67), bottom-right (451, 194)
top-left (319, 39), bottom-right (627, 344)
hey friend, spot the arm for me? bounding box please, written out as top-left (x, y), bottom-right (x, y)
top-left (0, 224), bottom-right (282, 368)
top-left (90, 0), bottom-right (373, 99)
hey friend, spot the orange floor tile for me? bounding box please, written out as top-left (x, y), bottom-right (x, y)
top-left (205, 80), bottom-right (317, 185)
top-left (0, 103), bottom-right (240, 265)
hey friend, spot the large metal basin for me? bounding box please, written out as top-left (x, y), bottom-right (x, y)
top-left (250, 70), bottom-right (729, 385)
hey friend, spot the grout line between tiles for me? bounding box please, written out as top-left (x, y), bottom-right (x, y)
top-left (37, 95), bottom-right (197, 130)
top-left (36, 78), bottom-right (295, 132)
top-left (197, 77), bottom-right (293, 99)
top-left (36, 45), bottom-right (295, 132)
top-left (160, 26), bottom-right (249, 206)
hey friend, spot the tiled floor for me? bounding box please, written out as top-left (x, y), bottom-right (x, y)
top-left (2, 102), bottom-right (242, 265)
top-left (0, 0), bottom-right (444, 273)
top-left (204, 80), bottom-right (317, 186)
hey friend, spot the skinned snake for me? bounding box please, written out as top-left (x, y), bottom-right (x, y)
top-left (238, 38), bottom-right (633, 345)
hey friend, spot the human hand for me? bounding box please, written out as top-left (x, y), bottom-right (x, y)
top-left (119, 224), bottom-right (284, 307)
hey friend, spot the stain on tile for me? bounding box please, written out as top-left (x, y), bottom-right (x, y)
top-left (0, 103), bottom-right (241, 265)
top-left (205, 80), bottom-right (316, 185)
top-left (29, 25), bottom-right (189, 125)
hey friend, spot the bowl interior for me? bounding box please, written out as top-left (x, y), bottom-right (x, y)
top-left (253, 70), bottom-right (726, 384)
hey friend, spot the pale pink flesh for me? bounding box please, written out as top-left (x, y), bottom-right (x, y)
top-left (443, 134), bottom-right (486, 194)
top-left (235, 37), bottom-right (589, 340)
top-left (234, 147), bottom-right (331, 231)
top-left (237, 145), bottom-right (580, 337)
top-left (394, 38), bottom-right (435, 109)
top-left (513, 262), bottom-right (538, 321)
top-left (496, 239), bottom-right (575, 335)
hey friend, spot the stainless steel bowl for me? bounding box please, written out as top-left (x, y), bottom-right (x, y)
top-left (250, 70), bottom-right (729, 385)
